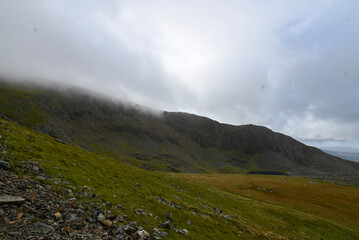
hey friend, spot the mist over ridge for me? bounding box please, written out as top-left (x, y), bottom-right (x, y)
top-left (1, 1), bottom-right (359, 150)
top-left (1, 80), bottom-right (358, 177)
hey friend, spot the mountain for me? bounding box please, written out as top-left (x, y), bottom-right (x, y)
top-left (1, 80), bottom-right (358, 176)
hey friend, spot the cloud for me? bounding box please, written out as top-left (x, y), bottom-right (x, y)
top-left (0, 0), bottom-right (358, 145)
top-left (0, 0), bottom-right (190, 109)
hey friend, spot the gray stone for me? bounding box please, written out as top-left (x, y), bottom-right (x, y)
top-left (3, 216), bottom-right (10, 223)
top-left (123, 225), bottom-right (131, 232)
top-left (135, 209), bottom-right (146, 215)
top-left (117, 204), bottom-right (126, 210)
top-left (179, 229), bottom-right (188, 236)
top-left (159, 220), bottom-right (171, 229)
top-left (87, 217), bottom-right (96, 223)
top-left (137, 229), bottom-right (150, 239)
top-left (129, 221), bottom-right (138, 228)
top-left (65, 213), bottom-right (78, 222)
top-left (153, 228), bottom-right (168, 238)
top-left (33, 222), bottom-right (55, 233)
top-left (9, 232), bottom-right (19, 237)
top-left (115, 226), bottom-right (125, 234)
top-left (164, 212), bottom-right (173, 220)
top-left (0, 195), bottom-right (25, 205)
top-left (0, 160), bottom-right (10, 171)
top-left (97, 212), bottom-right (105, 222)
top-left (55, 138), bottom-right (66, 144)
top-left (97, 212), bottom-right (112, 227)
top-left (157, 197), bottom-right (183, 210)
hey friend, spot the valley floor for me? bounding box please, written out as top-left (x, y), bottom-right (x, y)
top-left (172, 173), bottom-right (359, 230)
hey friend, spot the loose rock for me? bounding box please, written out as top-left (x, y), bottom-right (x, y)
top-left (54, 211), bottom-right (61, 220)
top-left (0, 160), bottom-right (10, 171)
top-left (0, 167), bottom-right (151, 239)
top-left (0, 195), bottom-right (25, 205)
top-left (153, 228), bottom-right (168, 238)
top-left (159, 220), bottom-right (171, 229)
top-left (33, 222), bottom-right (55, 233)
top-left (137, 229), bottom-right (151, 239)
top-left (179, 228), bottom-right (189, 236)
top-left (97, 212), bottom-right (112, 227)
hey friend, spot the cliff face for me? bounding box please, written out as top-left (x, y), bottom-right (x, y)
top-left (1, 81), bottom-right (358, 176)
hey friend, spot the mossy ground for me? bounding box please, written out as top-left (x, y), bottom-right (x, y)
top-left (1, 117), bottom-right (359, 239)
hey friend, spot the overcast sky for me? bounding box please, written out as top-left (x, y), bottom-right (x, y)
top-left (0, 0), bottom-right (359, 150)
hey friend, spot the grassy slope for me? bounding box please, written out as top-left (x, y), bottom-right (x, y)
top-left (1, 117), bottom-right (359, 239)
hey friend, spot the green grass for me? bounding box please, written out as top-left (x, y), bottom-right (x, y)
top-left (1, 117), bottom-right (359, 239)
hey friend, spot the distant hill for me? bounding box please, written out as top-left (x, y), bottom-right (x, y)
top-left (323, 146), bottom-right (359, 153)
top-left (322, 149), bottom-right (359, 162)
top-left (1, 80), bottom-right (358, 176)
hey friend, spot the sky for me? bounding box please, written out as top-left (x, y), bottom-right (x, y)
top-left (0, 0), bottom-right (359, 151)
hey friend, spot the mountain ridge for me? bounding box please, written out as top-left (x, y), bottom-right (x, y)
top-left (1, 80), bottom-right (358, 176)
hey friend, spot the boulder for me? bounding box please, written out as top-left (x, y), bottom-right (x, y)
top-left (33, 222), bottom-right (55, 233)
top-left (0, 160), bottom-right (10, 171)
top-left (97, 213), bottom-right (112, 227)
top-left (137, 229), bottom-right (151, 239)
top-left (179, 229), bottom-right (189, 236)
top-left (0, 195), bottom-right (25, 205)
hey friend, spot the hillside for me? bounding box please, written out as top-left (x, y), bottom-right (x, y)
top-left (1, 117), bottom-right (359, 239)
top-left (0, 80), bottom-right (358, 176)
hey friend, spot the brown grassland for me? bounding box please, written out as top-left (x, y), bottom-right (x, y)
top-left (172, 173), bottom-right (359, 230)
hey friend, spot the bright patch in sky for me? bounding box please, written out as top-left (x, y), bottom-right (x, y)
top-left (0, 0), bottom-right (358, 150)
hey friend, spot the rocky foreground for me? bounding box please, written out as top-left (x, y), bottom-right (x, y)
top-left (0, 161), bottom-right (168, 240)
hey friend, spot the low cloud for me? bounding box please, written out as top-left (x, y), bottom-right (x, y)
top-left (0, 0), bottom-right (358, 146)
